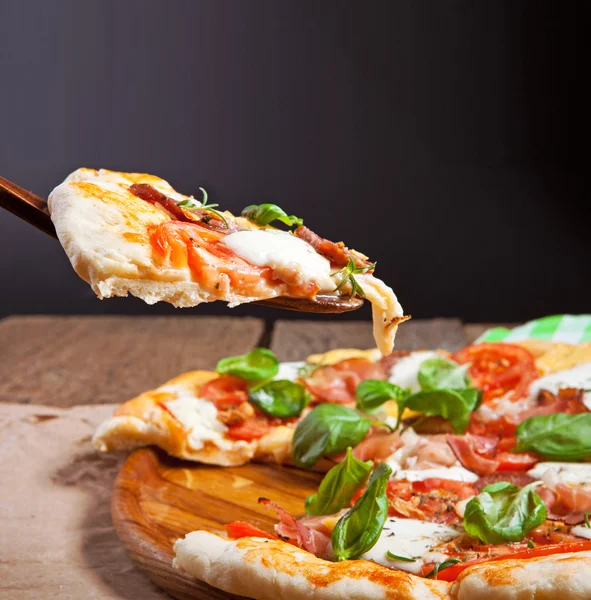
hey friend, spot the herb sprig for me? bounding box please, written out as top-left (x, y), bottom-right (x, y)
top-left (178, 188), bottom-right (228, 227)
top-left (332, 257), bottom-right (375, 299)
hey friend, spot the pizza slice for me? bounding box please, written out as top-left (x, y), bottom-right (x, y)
top-left (48, 168), bottom-right (407, 355)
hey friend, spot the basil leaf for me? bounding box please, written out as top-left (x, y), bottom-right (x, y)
top-left (402, 388), bottom-right (482, 433)
top-left (386, 551), bottom-right (416, 562)
top-left (292, 405), bottom-right (371, 469)
top-left (216, 348), bottom-right (279, 381)
top-left (241, 203), bottom-right (303, 227)
top-left (463, 482), bottom-right (547, 544)
top-left (332, 463), bottom-right (392, 560)
top-left (248, 380), bottom-right (309, 418)
top-left (418, 358), bottom-right (471, 391)
top-left (424, 557), bottom-right (462, 579)
top-left (513, 413), bottom-right (591, 461)
top-left (305, 447), bottom-right (373, 516)
top-left (355, 380), bottom-right (411, 413)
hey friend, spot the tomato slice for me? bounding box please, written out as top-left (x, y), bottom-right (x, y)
top-left (495, 451), bottom-right (539, 471)
top-left (201, 375), bottom-right (248, 410)
top-left (435, 541), bottom-right (591, 581)
top-left (452, 343), bottom-right (538, 403)
top-left (225, 521), bottom-right (277, 540)
top-left (226, 415), bottom-right (271, 441)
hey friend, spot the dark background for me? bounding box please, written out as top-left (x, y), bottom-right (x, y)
top-left (0, 0), bottom-right (587, 323)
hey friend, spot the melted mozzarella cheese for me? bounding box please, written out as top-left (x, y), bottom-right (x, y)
top-left (391, 465), bottom-right (479, 483)
top-left (163, 392), bottom-right (233, 450)
top-left (274, 361), bottom-right (305, 381)
top-left (527, 363), bottom-right (591, 409)
top-left (572, 525), bottom-right (591, 540)
top-left (387, 351), bottom-right (441, 392)
top-left (222, 229), bottom-right (334, 290)
top-left (527, 462), bottom-right (591, 485)
top-left (355, 274), bottom-right (405, 357)
top-left (361, 517), bottom-right (460, 574)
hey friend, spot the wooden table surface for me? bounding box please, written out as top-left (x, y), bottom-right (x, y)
top-left (0, 315), bottom-right (504, 407)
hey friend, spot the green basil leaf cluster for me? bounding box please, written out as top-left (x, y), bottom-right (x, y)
top-left (305, 448), bottom-right (373, 516)
top-left (381, 356), bottom-right (481, 433)
top-left (248, 380), bottom-right (309, 418)
top-left (513, 413), bottom-right (591, 461)
top-left (241, 203), bottom-right (303, 227)
top-left (291, 405), bottom-right (371, 469)
top-left (463, 482), bottom-right (547, 544)
top-left (331, 463), bottom-right (392, 560)
top-left (216, 348), bottom-right (279, 381)
top-left (417, 358), bottom-right (471, 391)
top-left (355, 380), bottom-right (411, 413)
top-left (404, 388), bottom-right (482, 433)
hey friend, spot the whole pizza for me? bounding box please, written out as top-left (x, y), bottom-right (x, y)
top-left (95, 336), bottom-right (591, 599)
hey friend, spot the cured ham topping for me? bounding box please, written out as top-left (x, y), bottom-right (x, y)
top-left (259, 498), bottom-right (332, 558)
top-left (303, 358), bottom-right (386, 404)
top-left (294, 226), bottom-right (374, 269)
top-left (448, 433), bottom-right (539, 476)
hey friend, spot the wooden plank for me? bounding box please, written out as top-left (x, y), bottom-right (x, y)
top-left (0, 316), bottom-right (264, 407)
top-left (270, 318), bottom-right (468, 361)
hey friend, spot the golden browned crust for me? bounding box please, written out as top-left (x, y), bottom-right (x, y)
top-left (174, 532), bottom-right (591, 600)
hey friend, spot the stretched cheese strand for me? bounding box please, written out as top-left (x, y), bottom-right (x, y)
top-left (356, 274), bottom-right (405, 356)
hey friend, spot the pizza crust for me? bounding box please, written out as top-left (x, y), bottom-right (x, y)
top-left (452, 550), bottom-right (591, 600)
top-left (173, 531), bottom-right (451, 600)
top-left (174, 532), bottom-right (591, 600)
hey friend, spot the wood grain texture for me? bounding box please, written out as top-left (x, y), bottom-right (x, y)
top-left (112, 447), bottom-right (322, 600)
top-left (0, 316), bottom-right (264, 407)
top-left (269, 318), bottom-right (468, 361)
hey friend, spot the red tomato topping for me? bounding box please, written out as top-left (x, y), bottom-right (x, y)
top-left (434, 541), bottom-right (591, 581)
top-left (225, 414), bottom-right (271, 441)
top-left (225, 521), bottom-right (277, 540)
top-left (304, 358), bottom-right (386, 404)
top-left (201, 375), bottom-right (248, 410)
top-left (452, 343), bottom-right (538, 403)
top-left (495, 451), bottom-right (539, 472)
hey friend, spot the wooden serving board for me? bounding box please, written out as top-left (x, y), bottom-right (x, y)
top-left (112, 447), bottom-right (323, 600)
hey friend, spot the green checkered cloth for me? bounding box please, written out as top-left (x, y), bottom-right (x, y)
top-left (477, 315), bottom-right (591, 344)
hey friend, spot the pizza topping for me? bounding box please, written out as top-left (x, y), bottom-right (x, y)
top-left (201, 375), bottom-right (248, 409)
top-left (332, 463), bottom-right (392, 560)
top-left (360, 516), bottom-right (460, 575)
top-left (223, 229), bottom-right (335, 291)
top-left (386, 479), bottom-right (477, 525)
top-left (448, 433), bottom-right (539, 476)
top-left (225, 414), bottom-right (272, 440)
top-left (161, 394), bottom-right (234, 451)
top-left (305, 447), bottom-right (373, 516)
top-left (452, 343), bottom-right (538, 403)
top-left (463, 481), bottom-right (547, 544)
top-left (241, 203), bottom-right (303, 228)
top-left (225, 521), bottom-right (277, 540)
top-left (291, 404), bottom-right (373, 468)
top-left (248, 380), bottom-right (310, 418)
top-left (259, 498), bottom-right (332, 557)
top-left (355, 380), bottom-right (410, 414)
top-left (294, 225), bottom-right (372, 269)
top-left (514, 413), bottom-right (591, 461)
top-left (304, 358), bottom-right (386, 404)
top-left (177, 187), bottom-right (229, 228)
top-left (331, 256), bottom-right (376, 299)
top-left (527, 363), bottom-right (591, 408)
top-left (216, 348), bottom-right (279, 381)
top-left (216, 401), bottom-right (255, 426)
